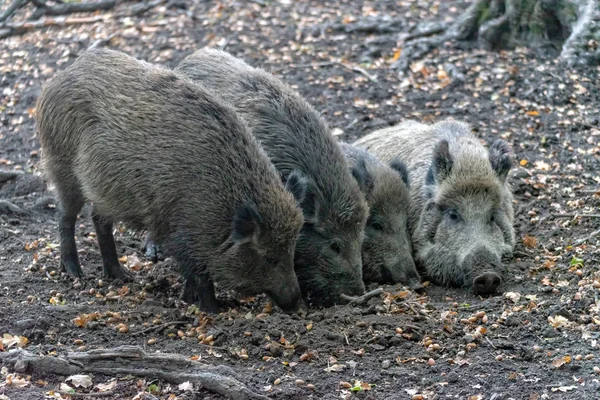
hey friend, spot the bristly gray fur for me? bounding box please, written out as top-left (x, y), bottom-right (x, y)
top-left (175, 48), bottom-right (368, 304)
top-left (36, 48), bottom-right (305, 312)
top-left (354, 119), bottom-right (515, 293)
top-left (339, 142), bottom-right (421, 288)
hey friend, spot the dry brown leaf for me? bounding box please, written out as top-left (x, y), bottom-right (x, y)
top-left (523, 235), bottom-right (537, 248)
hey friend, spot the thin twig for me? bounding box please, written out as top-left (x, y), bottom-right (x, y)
top-left (551, 213), bottom-right (600, 218)
top-left (484, 336), bottom-right (497, 349)
top-left (340, 288), bottom-right (384, 306)
top-left (272, 61), bottom-right (378, 83)
top-left (87, 32), bottom-right (118, 51)
top-left (573, 228), bottom-right (600, 246)
top-left (59, 392), bottom-right (115, 398)
top-left (130, 320), bottom-right (189, 336)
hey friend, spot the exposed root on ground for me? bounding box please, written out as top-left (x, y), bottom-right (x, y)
top-left (393, 0), bottom-right (600, 71)
top-left (0, 345), bottom-right (268, 400)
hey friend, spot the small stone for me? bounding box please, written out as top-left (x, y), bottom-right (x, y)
top-left (148, 338), bottom-right (157, 345)
top-left (14, 360), bottom-right (27, 373)
top-left (274, 378), bottom-right (281, 385)
top-left (306, 384), bottom-right (315, 390)
top-left (447, 372), bottom-right (459, 383)
top-left (381, 360), bottom-right (391, 369)
top-left (427, 358), bottom-right (435, 366)
top-left (295, 379), bottom-right (305, 386)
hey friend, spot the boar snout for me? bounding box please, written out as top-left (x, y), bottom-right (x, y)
top-left (268, 285), bottom-right (303, 313)
top-left (463, 246), bottom-right (503, 295)
top-left (473, 272), bottom-right (502, 295)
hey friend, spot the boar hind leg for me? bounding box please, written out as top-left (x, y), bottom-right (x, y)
top-left (181, 272), bottom-right (219, 314)
top-left (56, 184), bottom-right (85, 278)
top-left (91, 207), bottom-right (130, 280)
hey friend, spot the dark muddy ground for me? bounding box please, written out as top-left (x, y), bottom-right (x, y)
top-left (1, 0), bottom-right (600, 399)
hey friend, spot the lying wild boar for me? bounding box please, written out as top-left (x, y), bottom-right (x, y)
top-left (354, 119), bottom-right (515, 295)
top-left (175, 49), bottom-right (368, 305)
top-left (339, 143), bottom-right (421, 288)
top-left (36, 48), bottom-right (306, 313)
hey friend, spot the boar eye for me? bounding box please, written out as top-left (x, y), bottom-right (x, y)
top-left (370, 222), bottom-right (384, 231)
top-left (330, 242), bottom-right (341, 254)
top-left (445, 209), bottom-right (460, 222)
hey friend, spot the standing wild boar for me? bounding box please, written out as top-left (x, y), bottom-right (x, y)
top-left (354, 120), bottom-right (515, 295)
top-left (339, 143), bottom-right (422, 288)
top-left (175, 49), bottom-right (368, 305)
top-left (36, 48), bottom-right (307, 313)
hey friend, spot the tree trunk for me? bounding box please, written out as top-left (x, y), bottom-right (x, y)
top-left (394, 0), bottom-right (600, 71)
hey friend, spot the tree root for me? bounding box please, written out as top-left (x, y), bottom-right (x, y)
top-left (0, 15), bottom-right (104, 39)
top-left (340, 287), bottom-right (384, 306)
top-left (0, 345), bottom-right (268, 400)
top-left (28, 0), bottom-right (116, 20)
top-left (0, 0), bottom-right (29, 23)
top-left (393, 0), bottom-right (600, 71)
top-left (0, 199), bottom-right (24, 215)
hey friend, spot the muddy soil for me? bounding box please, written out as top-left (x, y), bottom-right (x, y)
top-left (1, 0), bottom-right (599, 399)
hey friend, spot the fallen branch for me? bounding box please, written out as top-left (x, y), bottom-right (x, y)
top-left (28, 0), bottom-right (116, 20)
top-left (0, 346), bottom-right (268, 400)
top-left (127, 0), bottom-right (167, 17)
top-left (340, 287), bottom-right (384, 306)
top-left (0, 15), bottom-right (104, 39)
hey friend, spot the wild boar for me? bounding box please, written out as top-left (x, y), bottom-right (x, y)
top-left (354, 119), bottom-right (515, 295)
top-left (36, 48), bottom-right (307, 313)
top-left (339, 143), bottom-right (422, 288)
top-left (174, 49), bottom-right (369, 305)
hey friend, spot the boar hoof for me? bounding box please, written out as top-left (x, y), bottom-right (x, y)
top-left (104, 263), bottom-right (132, 281)
top-left (473, 272), bottom-right (501, 295)
top-left (181, 276), bottom-right (220, 314)
top-left (60, 257), bottom-right (83, 278)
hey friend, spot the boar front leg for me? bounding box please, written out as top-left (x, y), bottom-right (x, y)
top-left (91, 207), bottom-right (130, 280)
top-left (181, 271), bottom-right (220, 314)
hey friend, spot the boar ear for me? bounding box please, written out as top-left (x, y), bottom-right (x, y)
top-left (298, 182), bottom-right (320, 225)
top-left (432, 140), bottom-right (453, 182)
top-left (285, 170), bottom-right (308, 205)
top-left (232, 202), bottom-right (262, 244)
top-left (488, 139), bottom-right (513, 182)
top-left (390, 159), bottom-right (409, 187)
top-left (351, 157), bottom-right (374, 195)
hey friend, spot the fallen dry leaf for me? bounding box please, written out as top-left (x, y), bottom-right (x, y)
top-left (66, 374), bottom-right (93, 388)
top-left (324, 363), bottom-right (346, 373)
top-left (548, 315), bottom-right (569, 329)
top-left (523, 235), bottom-right (537, 248)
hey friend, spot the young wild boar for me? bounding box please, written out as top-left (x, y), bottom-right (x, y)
top-left (354, 120), bottom-right (515, 295)
top-left (339, 143), bottom-right (422, 289)
top-left (174, 49), bottom-right (368, 305)
top-left (36, 48), bottom-right (307, 313)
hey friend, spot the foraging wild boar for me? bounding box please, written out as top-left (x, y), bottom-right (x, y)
top-left (36, 48), bottom-right (307, 313)
top-left (339, 143), bottom-right (422, 288)
top-left (175, 49), bottom-right (368, 304)
top-left (354, 120), bottom-right (515, 295)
